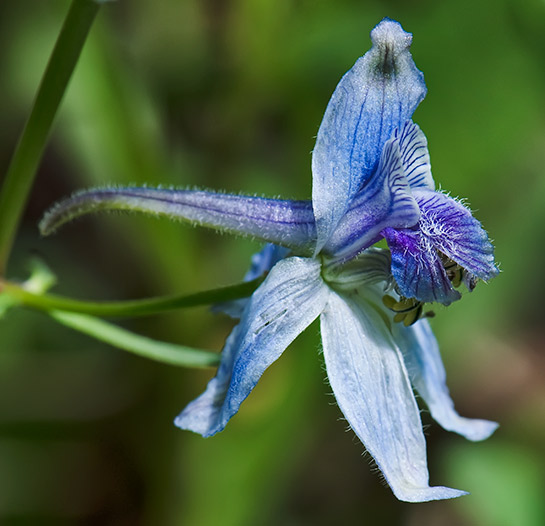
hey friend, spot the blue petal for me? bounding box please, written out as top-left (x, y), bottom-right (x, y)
top-left (320, 291), bottom-right (466, 502)
top-left (383, 190), bottom-right (497, 304)
top-left (312, 19), bottom-right (427, 252)
top-left (394, 319), bottom-right (499, 441)
top-left (174, 321), bottom-right (243, 436)
top-left (41, 187), bottom-right (317, 254)
top-left (397, 121), bottom-right (435, 190)
top-left (414, 189), bottom-right (498, 281)
top-left (322, 136), bottom-right (420, 261)
top-left (382, 225), bottom-right (461, 305)
top-left (215, 243), bottom-right (291, 318)
top-left (175, 257), bottom-right (329, 437)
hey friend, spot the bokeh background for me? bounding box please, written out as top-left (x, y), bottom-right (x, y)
top-left (1, 0), bottom-right (544, 524)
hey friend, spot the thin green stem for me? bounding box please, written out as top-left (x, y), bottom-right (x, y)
top-left (50, 310), bottom-right (220, 368)
top-left (2, 277), bottom-right (262, 317)
top-left (0, 0), bottom-right (102, 274)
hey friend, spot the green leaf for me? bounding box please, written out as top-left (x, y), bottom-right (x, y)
top-left (0, 0), bottom-right (102, 273)
top-left (50, 310), bottom-right (220, 369)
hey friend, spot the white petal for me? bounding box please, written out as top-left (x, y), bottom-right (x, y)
top-left (395, 319), bottom-right (498, 441)
top-left (321, 291), bottom-right (466, 502)
top-left (175, 257), bottom-right (329, 437)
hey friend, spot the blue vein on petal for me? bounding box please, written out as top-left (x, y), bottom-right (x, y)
top-left (311, 19), bottom-right (427, 252)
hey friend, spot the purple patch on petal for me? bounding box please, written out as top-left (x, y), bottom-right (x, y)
top-left (414, 190), bottom-right (498, 281)
top-left (383, 227), bottom-right (460, 305)
top-left (382, 188), bottom-right (498, 305)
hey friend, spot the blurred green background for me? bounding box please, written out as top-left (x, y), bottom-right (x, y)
top-left (1, 0), bottom-right (545, 524)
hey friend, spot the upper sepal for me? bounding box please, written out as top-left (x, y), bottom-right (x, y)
top-left (312, 19), bottom-right (426, 252)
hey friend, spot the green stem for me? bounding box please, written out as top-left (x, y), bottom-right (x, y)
top-left (2, 277), bottom-right (262, 317)
top-left (50, 310), bottom-right (220, 368)
top-left (0, 0), bottom-right (102, 274)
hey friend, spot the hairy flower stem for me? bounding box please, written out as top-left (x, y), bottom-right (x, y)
top-left (0, 0), bottom-right (102, 274)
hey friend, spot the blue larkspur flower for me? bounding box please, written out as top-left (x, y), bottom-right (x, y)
top-left (40, 18), bottom-right (499, 502)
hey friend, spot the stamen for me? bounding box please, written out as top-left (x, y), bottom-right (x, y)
top-left (439, 253), bottom-right (473, 290)
top-left (450, 268), bottom-right (463, 288)
top-left (382, 295), bottom-right (424, 326)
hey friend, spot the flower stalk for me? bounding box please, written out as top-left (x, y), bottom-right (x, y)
top-left (1, 276), bottom-right (263, 318)
top-left (0, 258), bottom-right (229, 368)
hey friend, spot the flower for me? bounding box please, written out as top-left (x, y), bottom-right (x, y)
top-left (172, 18), bottom-right (498, 502)
top-left (40, 18), bottom-right (498, 502)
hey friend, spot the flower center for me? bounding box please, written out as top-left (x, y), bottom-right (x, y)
top-left (383, 254), bottom-right (479, 326)
top-left (382, 295), bottom-right (434, 327)
top-left (440, 254), bottom-right (477, 292)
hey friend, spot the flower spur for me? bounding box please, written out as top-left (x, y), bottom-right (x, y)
top-left (40, 18), bottom-right (498, 501)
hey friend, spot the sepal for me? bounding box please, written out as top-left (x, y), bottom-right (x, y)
top-left (312, 19), bottom-right (427, 252)
top-left (321, 291), bottom-right (466, 502)
top-left (214, 243), bottom-right (290, 318)
top-left (175, 257), bottom-right (329, 436)
top-left (395, 319), bottom-right (499, 441)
